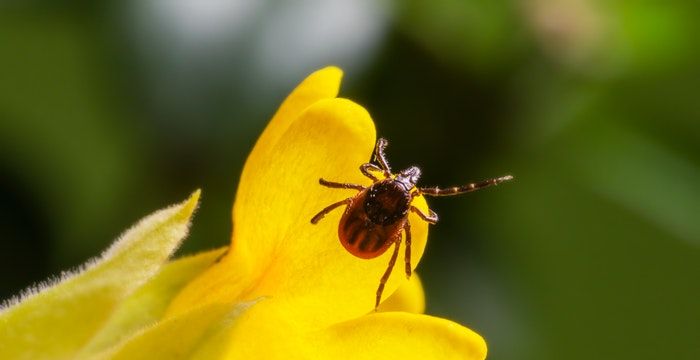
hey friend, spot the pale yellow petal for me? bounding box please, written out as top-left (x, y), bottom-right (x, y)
top-left (98, 303), bottom-right (234, 360)
top-left (0, 191), bottom-right (200, 360)
top-left (78, 247), bottom-right (227, 356)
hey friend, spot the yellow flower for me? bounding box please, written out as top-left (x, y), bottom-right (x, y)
top-left (0, 67), bottom-right (487, 360)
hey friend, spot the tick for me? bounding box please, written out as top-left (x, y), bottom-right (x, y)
top-left (311, 138), bottom-right (513, 309)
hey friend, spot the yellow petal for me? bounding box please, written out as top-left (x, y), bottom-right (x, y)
top-left (241, 66), bottom-right (343, 167)
top-left (377, 272), bottom-right (426, 314)
top-left (235, 66), bottom-right (344, 242)
top-left (78, 247), bottom-right (227, 357)
top-left (166, 67), bottom-right (344, 318)
top-left (168, 94), bottom-right (431, 326)
top-left (0, 191), bottom-right (200, 360)
top-left (239, 98), bottom-right (430, 324)
top-left (208, 299), bottom-right (485, 360)
top-left (165, 247), bottom-right (254, 318)
top-left (314, 312), bottom-right (487, 360)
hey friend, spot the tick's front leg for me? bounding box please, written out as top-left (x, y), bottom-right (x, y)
top-left (311, 198), bottom-right (352, 224)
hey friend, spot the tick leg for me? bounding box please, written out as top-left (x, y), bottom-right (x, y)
top-left (410, 206), bottom-right (439, 224)
top-left (310, 198), bottom-right (352, 224)
top-left (373, 138), bottom-right (392, 175)
top-left (360, 162), bottom-right (393, 181)
top-left (404, 221), bottom-right (412, 279)
top-left (375, 235), bottom-right (401, 310)
top-left (319, 178), bottom-right (365, 191)
top-left (419, 175), bottom-right (514, 196)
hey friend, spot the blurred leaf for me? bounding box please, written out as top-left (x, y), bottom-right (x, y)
top-left (572, 124), bottom-right (700, 246)
top-left (0, 12), bottom-right (149, 264)
top-left (396, 0), bottom-right (525, 74)
top-left (608, 1), bottom-right (697, 75)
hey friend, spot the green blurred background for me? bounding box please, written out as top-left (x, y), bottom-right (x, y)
top-left (1, 1), bottom-right (698, 359)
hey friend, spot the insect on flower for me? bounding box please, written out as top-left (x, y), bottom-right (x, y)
top-left (311, 138), bottom-right (513, 309)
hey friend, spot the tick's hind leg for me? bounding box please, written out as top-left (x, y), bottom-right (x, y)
top-left (311, 198), bottom-right (352, 224)
top-left (375, 235), bottom-right (401, 310)
top-left (319, 178), bottom-right (365, 190)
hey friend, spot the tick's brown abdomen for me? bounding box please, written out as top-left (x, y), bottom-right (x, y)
top-left (337, 181), bottom-right (409, 259)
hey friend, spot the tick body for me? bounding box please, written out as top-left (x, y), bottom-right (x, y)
top-left (339, 179), bottom-right (411, 259)
top-left (311, 138), bottom-right (513, 309)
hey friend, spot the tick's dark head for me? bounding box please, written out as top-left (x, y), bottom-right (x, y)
top-left (396, 166), bottom-right (422, 190)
